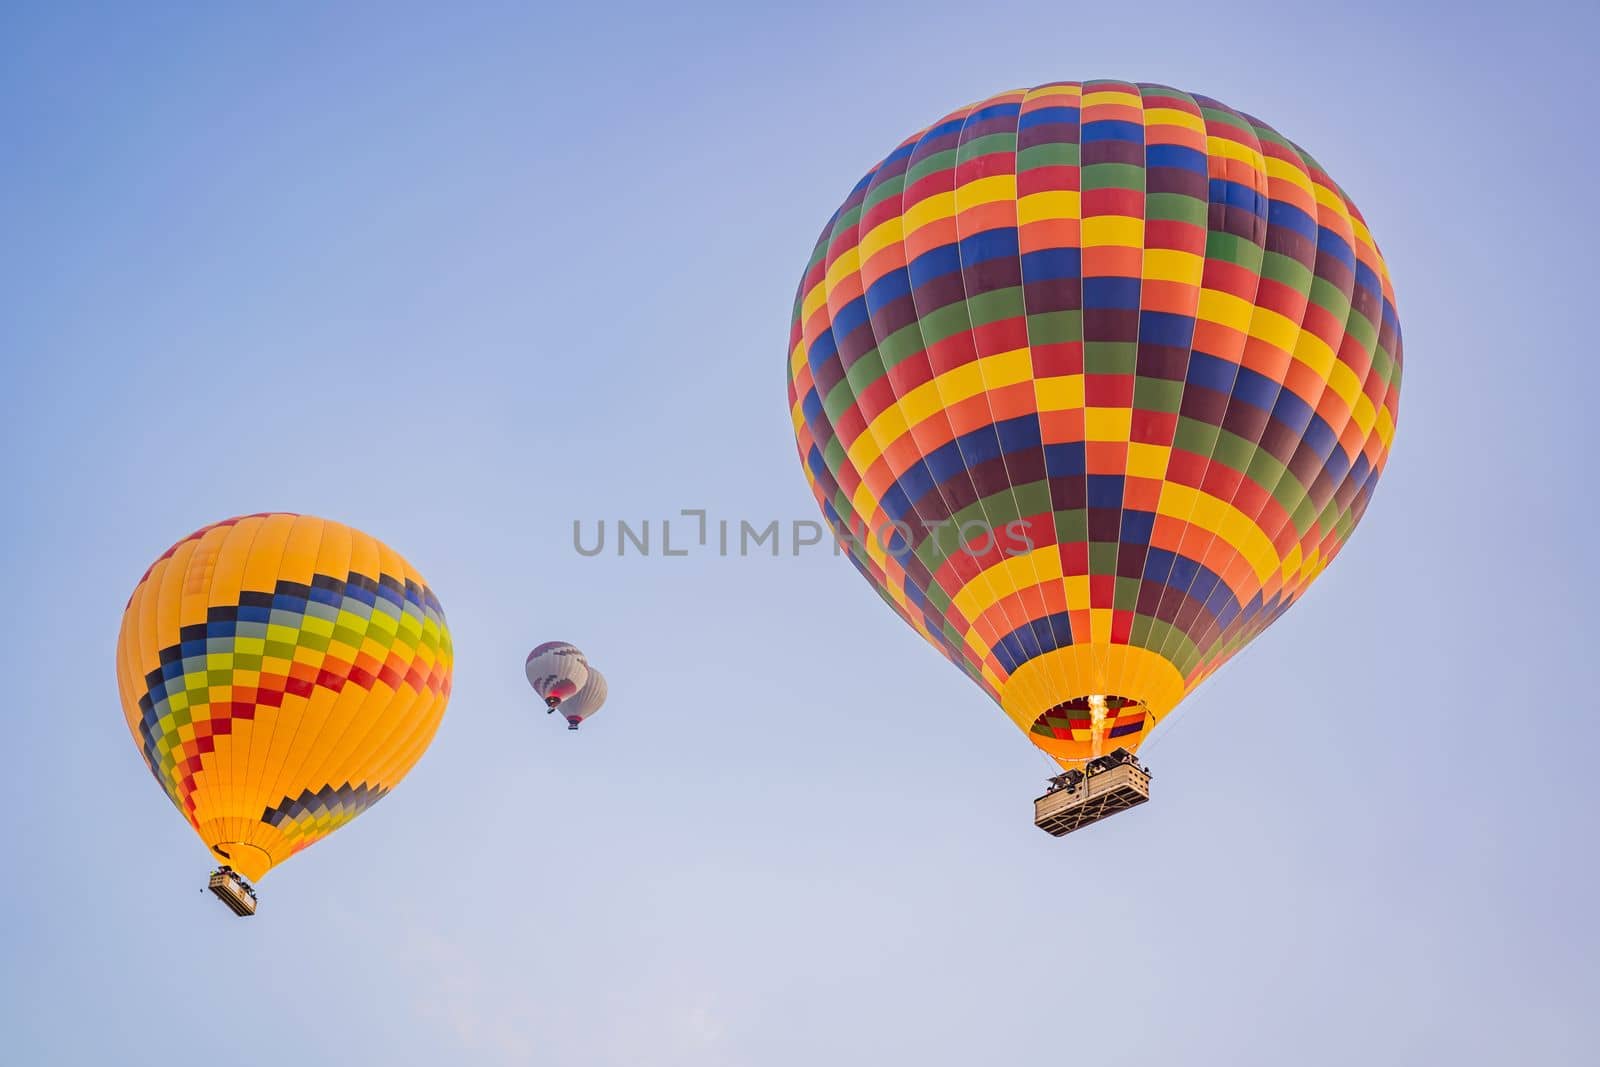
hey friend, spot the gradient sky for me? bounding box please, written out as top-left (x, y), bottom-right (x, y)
top-left (3, 2), bottom-right (1596, 1065)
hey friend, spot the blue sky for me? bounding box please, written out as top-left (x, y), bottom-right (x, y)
top-left (3, 2), bottom-right (1596, 1064)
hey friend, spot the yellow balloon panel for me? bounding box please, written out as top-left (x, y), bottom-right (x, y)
top-left (115, 514), bottom-right (453, 880)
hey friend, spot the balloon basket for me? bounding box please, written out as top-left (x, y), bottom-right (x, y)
top-left (207, 868), bottom-right (258, 917)
top-left (1033, 749), bottom-right (1151, 837)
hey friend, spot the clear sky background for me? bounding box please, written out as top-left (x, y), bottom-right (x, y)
top-left (3, 2), bottom-right (1596, 1064)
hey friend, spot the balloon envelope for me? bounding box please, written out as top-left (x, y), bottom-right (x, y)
top-left (525, 641), bottom-right (589, 707)
top-left (561, 669), bottom-right (608, 728)
top-left (115, 513), bottom-right (454, 880)
top-left (786, 81), bottom-right (1402, 768)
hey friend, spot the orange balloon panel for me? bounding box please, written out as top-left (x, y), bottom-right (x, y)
top-left (114, 514), bottom-right (453, 880)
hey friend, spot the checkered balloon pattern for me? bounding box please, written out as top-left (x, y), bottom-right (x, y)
top-left (115, 514), bottom-right (453, 880)
top-left (786, 82), bottom-right (1402, 768)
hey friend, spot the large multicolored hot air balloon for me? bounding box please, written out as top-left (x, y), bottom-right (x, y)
top-left (115, 514), bottom-right (453, 907)
top-left (559, 669), bottom-right (608, 731)
top-left (786, 81), bottom-right (1401, 779)
top-left (525, 641), bottom-right (589, 710)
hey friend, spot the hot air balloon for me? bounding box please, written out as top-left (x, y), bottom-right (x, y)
top-left (786, 81), bottom-right (1402, 835)
top-left (525, 641), bottom-right (589, 711)
top-left (115, 513), bottom-right (453, 913)
top-left (559, 669), bottom-right (608, 731)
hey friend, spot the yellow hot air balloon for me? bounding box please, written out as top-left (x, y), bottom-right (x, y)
top-left (115, 513), bottom-right (453, 911)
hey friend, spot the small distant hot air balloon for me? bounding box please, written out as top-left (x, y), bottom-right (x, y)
top-left (560, 669), bottom-right (608, 731)
top-left (786, 80), bottom-right (1402, 836)
top-left (525, 641), bottom-right (589, 711)
top-left (115, 513), bottom-right (454, 914)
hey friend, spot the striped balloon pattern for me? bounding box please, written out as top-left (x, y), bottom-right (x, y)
top-left (115, 514), bottom-right (453, 880)
top-left (786, 82), bottom-right (1402, 769)
top-left (560, 668), bottom-right (608, 731)
top-left (525, 641), bottom-right (590, 707)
